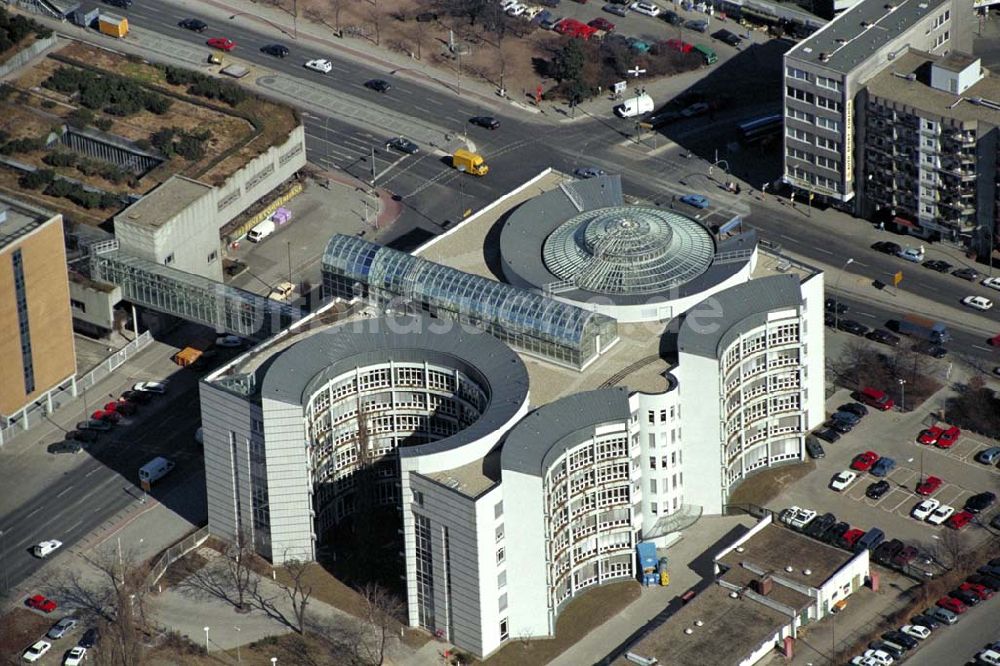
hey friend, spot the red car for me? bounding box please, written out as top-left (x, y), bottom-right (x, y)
top-left (936, 426), bottom-right (961, 449)
top-left (851, 451), bottom-right (880, 472)
top-left (947, 510), bottom-right (974, 530)
top-left (91, 409), bottom-right (121, 424)
top-left (665, 38), bottom-right (693, 53)
top-left (207, 37), bottom-right (236, 51)
top-left (26, 594), bottom-right (57, 613)
top-left (936, 596), bottom-right (967, 614)
top-left (588, 17), bottom-right (615, 31)
top-left (916, 476), bottom-right (943, 496)
top-left (959, 582), bottom-right (994, 600)
top-left (106, 399), bottom-right (137, 416)
top-left (918, 426), bottom-right (943, 445)
top-left (840, 528), bottom-right (865, 549)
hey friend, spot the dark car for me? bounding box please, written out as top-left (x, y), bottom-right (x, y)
top-left (867, 329), bottom-right (901, 346)
top-left (685, 18), bottom-right (709, 32)
top-left (261, 43), bottom-right (290, 58)
top-left (911, 613), bottom-right (941, 630)
top-left (48, 440), bottom-right (83, 455)
top-left (68, 429), bottom-right (99, 443)
top-left (365, 79), bottom-right (391, 92)
top-left (874, 539), bottom-right (904, 565)
top-left (660, 9), bottom-right (682, 23)
top-left (923, 259), bottom-right (953, 272)
top-left (825, 297), bottom-right (848, 314)
top-left (385, 136), bottom-right (419, 154)
top-left (77, 419), bottom-right (111, 432)
top-left (470, 116), bottom-right (500, 130)
top-left (805, 512), bottom-right (836, 539)
top-left (712, 29), bottom-right (742, 47)
top-left (806, 437), bottom-right (825, 459)
top-left (102, 0), bottom-right (132, 7)
top-left (883, 630), bottom-right (918, 650)
top-left (824, 521), bottom-right (850, 545)
top-left (78, 627), bottom-right (99, 649)
top-left (179, 18), bottom-right (207, 32)
top-left (826, 420), bottom-right (853, 434)
top-left (872, 241), bottom-right (902, 255)
top-left (967, 573), bottom-right (1000, 591)
top-left (603, 3), bottom-right (629, 15)
top-left (913, 342), bottom-right (947, 358)
top-left (831, 410), bottom-right (861, 426)
top-left (814, 428), bottom-right (841, 443)
top-left (866, 480), bottom-right (891, 499)
top-left (892, 545), bottom-right (919, 567)
top-left (840, 402), bottom-right (868, 418)
top-left (120, 389), bottom-right (152, 404)
top-left (836, 319), bottom-right (869, 336)
top-left (965, 491), bottom-right (997, 513)
top-left (950, 589), bottom-right (980, 606)
top-left (824, 312), bottom-right (836, 327)
top-left (953, 267), bottom-right (981, 281)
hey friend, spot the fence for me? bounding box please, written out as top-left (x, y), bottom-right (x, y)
top-left (0, 330), bottom-right (153, 446)
top-left (146, 525), bottom-right (211, 590)
top-left (0, 33), bottom-right (56, 78)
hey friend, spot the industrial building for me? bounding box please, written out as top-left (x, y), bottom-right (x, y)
top-left (200, 171), bottom-right (825, 658)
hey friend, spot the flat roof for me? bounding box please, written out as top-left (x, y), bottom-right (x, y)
top-left (612, 584), bottom-right (791, 666)
top-left (788, 0), bottom-right (949, 73)
top-left (866, 50), bottom-right (1000, 126)
top-left (0, 196), bottom-right (57, 251)
top-left (719, 565), bottom-right (813, 611)
top-left (423, 447), bottom-right (502, 498)
top-left (718, 523), bottom-right (854, 588)
top-left (115, 175), bottom-right (213, 230)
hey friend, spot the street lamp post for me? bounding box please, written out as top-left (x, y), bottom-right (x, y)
top-left (898, 378), bottom-right (907, 413)
top-left (234, 626), bottom-right (241, 664)
top-left (203, 626), bottom-right (210, 653)
top-left (833, 258), bottom-right (854, 330)
top-left (0, 529), bottom-right (7, 594)
top-left (271, 658), bottom-right (278, 666)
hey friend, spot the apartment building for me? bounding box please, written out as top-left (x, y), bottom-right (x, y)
top-left (863, 50), bottom-right (1000, 250)
top-left (782, 0), bottom-right (972, 211)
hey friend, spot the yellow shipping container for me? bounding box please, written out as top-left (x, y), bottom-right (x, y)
top-left (98, 14), bottom-right (129, 38)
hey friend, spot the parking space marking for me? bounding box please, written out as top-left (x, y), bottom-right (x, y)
top-left (887, 491), bottom-right (914, 513)
top-left (55, 485), bottom-right (73, 498)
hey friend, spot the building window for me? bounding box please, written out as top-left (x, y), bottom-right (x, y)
top-left (647, 410), bottom-right (655, 424)
top-left (647, 433), bottom-right (655, 448)
top-left (671, 451), bottom-right (677, 466)
top-left (499, 593), bottom-right (508, 612)
top-left (816, 116), bottom-right (840, 131)
top-left (659, 409), bottom-right (667, 423)
top-left (787, 108), bottom-right (813, 123)
top-left (500, 619), bottom-right (509, 641)
top-left (496, 524), bottom-right (504, 542)
top-left (786, 127), bottom-right (813, 144)
top-left (816, 136), bottom-right (840, 152)
top-left (649, 456), bottom-right (656, 470)
top-left (498, 570), bottom-right (507, 588)
top-left (786, 86), bottom-right (814, 104)
top-left (495, 501), bottom-right (503, 518)
top-left (70, 298), bottom-right (87, 312)
top-left (12, 249), bottom-right (34, 394)
top-left (786, 66), bottom-right (809, 81)
top-left (816, 76), bottom-right (842, 92)
top-left (497, 546), bottom-right (505, 564)
top-left (208, 250), bottom-right (218, 263)
top-left (413, 490), bottom-right (424, 507)
top-left (787, 147), bottom-right (812, 162)
top-left (650, 503), bottom-right (658, 514)
top-left (414, 514), bottom-right (435, 630)
top-left (815, 155), bottom-right (840, 172)
top-left (816, 96), bottom-right (842, 112)
top-left (649, 479), bottom-right (657, 493)
top-left (164, 253), bottom-right (175, 266)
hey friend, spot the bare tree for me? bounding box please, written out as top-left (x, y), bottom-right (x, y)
top-left (280, 558), bottom-right (315, 635)
top-left (368, 3), bottom-right (383, 46)
top-left (933, 529), bottom-right (971, 570)
top-left (359, 583), bottom-right (404, 666)
top-left (330, 0), bottom-right (347, 37)
top-left (220, 528), bottom-right (259, 612)
top-left (84, 543), bottom-right (150, 666)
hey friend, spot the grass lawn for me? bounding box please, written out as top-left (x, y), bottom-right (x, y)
top-left (727, 460), bottom-right (816, 507)
top-left (479, 581), bottom-right (641, 666)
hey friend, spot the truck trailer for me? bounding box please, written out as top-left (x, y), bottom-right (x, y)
top-left (896, 314), bottom-right (951, 343)
top-left (98, 14), bottom-right (129, 38)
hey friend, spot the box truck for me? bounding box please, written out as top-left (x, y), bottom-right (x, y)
top-left (98, 14), bottom-right (129, 38)
top-left (139, 456), bottom-right (175, 484)
top-left (615, 93), bottom-right (654, 118)
top-left (247, 218), bottom-right (276, 242)
top-left (452, 148), bottom-right (489, 176)
top-left (896, 314), bottom-right (951, 343)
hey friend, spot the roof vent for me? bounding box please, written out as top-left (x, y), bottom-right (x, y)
top-left (730, 591), bottom-right (739, 598)
top-left (804, 569), bottom-right (812, 575)
top-left (786, 565), bottom-right (795, 573)
top-left (836, 38), bottom-right (847, 44)
top-left (861, 20), bottom-right (871, 28)
top-left (684, 628), bottom-right (694, 635)
top-left (884, 3), bottom-right (895, 9)
top-left (736, 546), bottom-right (745, 553)
top-left (695, 620), bottom-right (704, 627)
top-left (819, 52), bottom-right (830, 62)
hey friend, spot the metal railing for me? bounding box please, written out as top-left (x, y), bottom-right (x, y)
top-left (146, 525), bottom-right (211, 590)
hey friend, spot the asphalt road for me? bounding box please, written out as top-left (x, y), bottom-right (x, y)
top-left (905, 592), bottom-right (999, 666)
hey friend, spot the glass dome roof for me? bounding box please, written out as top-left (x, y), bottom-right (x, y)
top-left (541, 206), bottom-right (715, 295)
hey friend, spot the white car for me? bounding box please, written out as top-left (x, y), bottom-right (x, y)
top-left (897, 246), bottom-right (924, 262)
top-left (977, 649), bottom-right (1000, 666)
top-left (23, 641), bottom-right (51, 663)
top-left (983, 276), bottom-right (1000, 291)
top-left (963, 295), bottom-right (994, 311)
top-left (630, 1), bottom-right (662, 16)
top-left (850, 658), bottom-right (880, 666)
top-left (304, 58), bottom-right (333, 74)
top-left (863, 649), bottom-right (894, 666)
top-left (506, 3), bottom-right (526, 16)
top-left (911, 498), bottom-right (940, 521)
top-left (132, 381), bottom-right (168, 394)
top-left (787, 508), bottom-right (817, 529)
top-left (33, 539), bottom-right (63, 558)
top-left (926, 503), bottom-right (955, 525)
top-left (523, 5), bottom-right (543, 19)
top-left (500, 0), bottom-right (519, 8)
top-left (64, 646), bottom-right (87, 666)
top-left (830, 470), bottom-right (857, 492)
top-left (900, 624), bottom-right (931, 640)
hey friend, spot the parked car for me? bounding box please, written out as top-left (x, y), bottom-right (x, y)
top-left (959, 582), bottom-right (993, 600)
top-left (867, 329), bottom-right (900, 346)
top-left (882, 630), bottom-right (917, 650)
top-left (837, 319), bottom-right (869, 336)
top-left (679, 194), bottom-right (710, 209)
top-left (868, 642), bottom-right (903, 661)
top-left (47, 617), bottom-right (79, 639)
top-left (947, 511), bottom-right (974, 529)
top-left (574, 167), bottom-right (607, 178)
top-left (872, 241), bottom-right (902, 255)
top-left (470, 116), bottom-right (500, 129)
top-left (838, 528), bottom-right (865, 550)
top-left (953, 267), bottom-right (981, 281)
top-left (206, 37), bottom-right (236, 51)
top-left (928, 606), bottom-right (958, 624)
top-left (851, 451), bottom-right (880, 472)
top-left (684, 18), bottom-right (709, 31)
top-left (806, 437), bottom-right (825, 459)
top-left (949, 588), bottom-right (980, 606)
top-left (892, 545), bottom-right (919, 567)
top-left (873, 539), bottom-right (904, 565)
top-left (912, 499), bottom-right (940, 520)
top-left (814, 428), bottom-right (841, 443)
top-left (983, 276), bottom-right (1000, 291)
top-left (48, 440), bottom-right (83, 455)
top-left (805, 512), bottom-right (837, 539)
top-left (26, 594), bottom-right (57, 613)
top-left (64, 646), bottom-right (87, 666)
top-left (660, 9), bottom-right (682, 23)
top-left (304, 58), bottom-right (334, 73)
top-left (870, 457), bottom-right (896, 477)
top-left (712, 29), bottom-right (742, 46)
top-left (91, 409), bottom-right (120, 424)
top-left (910, 613), bottom-right (941, 630)
top-left (132, 381), bottom-right (167, 394)
top-left (78, 628), bottom-right (99, 648)
top-left (862, 648), bottom-right (894, 665)
top-left (963, 295), bottom-right (994, 310)
top-left (588, 17), bottom-right (616, 30)
top-left (912, 341), bottom-right (947, 358)
top-left (22, 641), bottom-right (51, 663)
top-left (179, 18), bottom-right (208, 32)
top-left (831, 410), bottom-right (861, 426)
top-left (965, 491), bottom-right (997, 513)
top-left (630, 0), bottom-right (662, 16)
top-left (604, 3), bottom-right (629, 15)
top-left (826, 419), bottom-right (854, 434)
top-left (866, 480), bottom-right (891, 499)
top-left (830, 470), bottom-right (857, 491)
top-left (120, 389), bottom-right (152, 404)
top-left (936, 596), bottom-right (967, 614)
top-left (916, 476), bottom-right (942, 495)
top-left (967, 573), bottom-right (1000, 591)
top-left (68, 429), bottom-right (98, 443)
top-left (898, 246), bottom-right (925, 262)
top-left (824, 521), bottom-right (850, 545)
top-left (936, 426), bottom-right (961, 448)
top-left (840, 402), bottom-right (868, 418)
top-left (923, 259), bottom-right (952, 272)
top-left (975, 446), bottom-right (1000, 464)
top-left (926, 504), bottom-right (955, 525)
top-left (76, 419), bottom-right (111, 432)
top-left (918, 426), bottom-right (943, 445)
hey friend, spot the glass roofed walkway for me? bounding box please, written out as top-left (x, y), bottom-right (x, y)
top-left (90, 247), bottom-right (301, 340)
top-left (321, 234), bottom-right (620, 371)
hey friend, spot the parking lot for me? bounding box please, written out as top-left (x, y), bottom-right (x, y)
top-left (771, 385), bottom-right (1000, 553)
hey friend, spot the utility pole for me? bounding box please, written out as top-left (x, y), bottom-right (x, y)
top-left (286, 241), bottom-right (292, 285)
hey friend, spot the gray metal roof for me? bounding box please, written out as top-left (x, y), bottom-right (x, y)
top-left (115, 175), bottom-right (213, 230)
top-left (259, 314), bottom-right (530, 459)
top-left (787, 0), bottom-right (948, 73)
top-left (500, 387), bottom-right (631, 477)
top-left (677, 275), bottom-right (803, 359)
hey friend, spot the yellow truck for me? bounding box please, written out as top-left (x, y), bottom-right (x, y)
top-left (452, 148), bottom-right (488, 176)
top-left (98, 14), bottom-right (129, 38)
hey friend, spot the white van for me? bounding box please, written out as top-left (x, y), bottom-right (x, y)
top-left (139, 456), bottom-right (175, 484)
top-left (615, 93), bottom-right (654, 118)
top-left (33, 540), bottom-right (63, 558)
top-left (247, 218), bottom-right (276, 242)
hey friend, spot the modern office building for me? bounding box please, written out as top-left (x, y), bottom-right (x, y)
top-left (782, 0), bottom-right (972, 210)
top-left (201, 171), bottom-right (825, 659)
top-left (0, 198), bottom-right (75, 427)
top-left (863, 50), bottom-right (1000, 251)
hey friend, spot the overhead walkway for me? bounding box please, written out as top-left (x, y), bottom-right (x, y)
top-left (89, 241), bottom-right (301, 341)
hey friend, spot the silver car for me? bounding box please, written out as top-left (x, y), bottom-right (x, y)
top-left (47, 617), bottom-right (79, 639)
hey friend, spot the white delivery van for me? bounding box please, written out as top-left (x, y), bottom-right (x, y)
top-left (247, 218), bottom-right (276, 242)
top-left (139, 456), bottom-right (175, 484)
top-left (615, 93), bottom-right (654, 118)
top-left (33, 539), bottom-right (63, 558)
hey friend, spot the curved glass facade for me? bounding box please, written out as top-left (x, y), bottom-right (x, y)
top-left (322, 235), bottom-right (619, 370)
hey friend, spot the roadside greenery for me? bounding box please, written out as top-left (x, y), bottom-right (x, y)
top-left (0, 8), bottom-right (52, 52)
top-left (43, 66), bottom-right (172, 117)
top-left (19, 168), bottom-right (120, 209)
top-left (162, 65), bottom-right (248, 107)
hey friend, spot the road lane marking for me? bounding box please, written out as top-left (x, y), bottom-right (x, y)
top-left (26, 507), bottom-right (41, 518)
top-left (66, 520), bottom-right (83, 533)
top-left (445, 117), bottom-right (464, 125)
top-left (816, 248), bottom-right (834, 255)
top-left (412, 105), bottom-right (432, 115)
top-left (973, 345), bottom-right (991, 352)
top-left (55, 486), bottom-right (73, 498)
top-left (857, 311), bottom-right (876, 319)
top-left (85, 467), bottom-right (100, 477)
